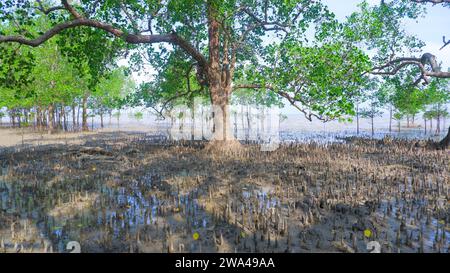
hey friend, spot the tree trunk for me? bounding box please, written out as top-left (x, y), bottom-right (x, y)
top-left (100, 112), bottom-right (104, 128)
top-left (210, 86), bottom-right (234, 141)
top-left (234, 109), bottom-right (238, 138)
top-left (62, 106), bottom-right (67, 131)
top-left (17, 111), bottom-right (21, 128)
top-left (356, 103), bottom-right (360, 135)
top-left (48, 104), bottom-right (54, 134)
top-left (260, 107), bottom-right (265, 141)
top-left (430, 119), bottom-right (433, 134)
top-left (82, 94), bottom-right (88, 131)
top-left (201, 106), bottom-right (205, 140)
top-left (191, 104), bottom-right (195, 141)
top-left (438, 126), bottom-right (450, 148)
top-left (246, 106), bottom-right (251, 141)
top-left (117, 111), bottom-right (120, 129)
top-left (205, 2), bottom-right (237, 147)
top-left (11, 111), bottom-right (15, 127)
top-left (424, 118), bottom-right (427, 134)
top-left (77, 104), bottom-right (80, 128)
top-left (389, 106), bottom-right (392, 133)
top-left (72, 104), bottom-right (76, 131)
top-left (371, 115), bottom-right (374, 137)
top-left (57, 105), bottom-right (61, 130)
top-left (37, 106), bottom-right (42, 131)
top-left (436, 116), bottom-right (440, 134)
top-left (169, 113), bottom-right (174, 141)
top-left (241, 105), bottom-right (245, 139)
top-left (24, 109), bottom-right (28, 124)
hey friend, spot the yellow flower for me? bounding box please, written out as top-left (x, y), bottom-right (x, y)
top-left (193, 232), bottom-right (200, 240)
top-left (364, 229), bottom-right (372, 238)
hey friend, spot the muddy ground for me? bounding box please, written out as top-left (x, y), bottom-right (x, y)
top-left (0, 132), bottom-right (448, 253)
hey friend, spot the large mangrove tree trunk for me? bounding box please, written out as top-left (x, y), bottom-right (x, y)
top-left (206, 5), bottom-right (236, 145)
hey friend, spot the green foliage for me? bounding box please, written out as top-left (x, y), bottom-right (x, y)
top-left (344, 0), bottom-right (425, 65)
top-left (133, 111), bottom-right (144, 121)
top-left (257, 37), bottom-right (371, 120)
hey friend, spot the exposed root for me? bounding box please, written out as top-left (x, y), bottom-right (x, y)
top-left (203, 139), bottom-right (246, 154)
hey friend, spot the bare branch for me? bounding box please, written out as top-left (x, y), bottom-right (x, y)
top-left (411, 0), bottom-right (450, 3)
top-left (440, 36), bottom-right (450, 50)
top-left (36, 0), bottom-right (65, 15)
top-left (371, 53), bottom-right (450, 84)
top-left (62, 0), bottom-right (82, 19)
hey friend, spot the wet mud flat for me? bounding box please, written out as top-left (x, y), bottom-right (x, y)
top-left (0, 137), bottom-right (448, 253)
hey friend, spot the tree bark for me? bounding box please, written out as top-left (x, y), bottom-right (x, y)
top-left (389, 106), bottom-right (392, 133)
top-left (48, 104), bottom-right (54, 134)
top-left (11, 110), bottom-right (15, 127)
top-left (57, 105), bottom-right (62, 129)
top-left (206, 2), bottom-right (235, 143)
top-left (247, 106), bottom-right (251, 141)
top-left (234, 109), bottom-right (238, 138)
top-left (356, 103), bottom-right (360, 135)
top-left (36, 106), bottom-right (42, 131)
top-left (436, 104), bottom-right (441, 134)
top-left (62, 106), bottom-right (67, 131)
top-left (77, 104), bottom-right (80, 128)
top-left (72, 104), bottom-right (76, 131)
top-left (82, 94), bottom-right (88, 131)
top-left (371, 115), bottom-right (374, 137)
top-left (424, 118), bottom-right (427, 134)
top-left (17, 111), bottom-right (21, 128)
top-left (191, 104), bottom-right (195, 141)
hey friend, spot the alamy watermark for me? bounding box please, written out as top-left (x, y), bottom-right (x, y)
top-left (167, 98), bottom-right (281, 151)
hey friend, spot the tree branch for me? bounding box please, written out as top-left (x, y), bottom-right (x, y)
top-left (0, 19), bottom-right (208, 68)
top-left (440, 36), bottom-right (450, 50)
top-left (36, 0), bottom-right (65, 15)
top-left (62, 0), bottom-right (82, 19)
top-left (411, 0), bottom-right (450, 3)
top-left (371, 53), bottom-right (450, 84)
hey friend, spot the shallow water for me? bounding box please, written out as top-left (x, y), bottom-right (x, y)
top-left (0, 140), bottom-right (448, 253)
